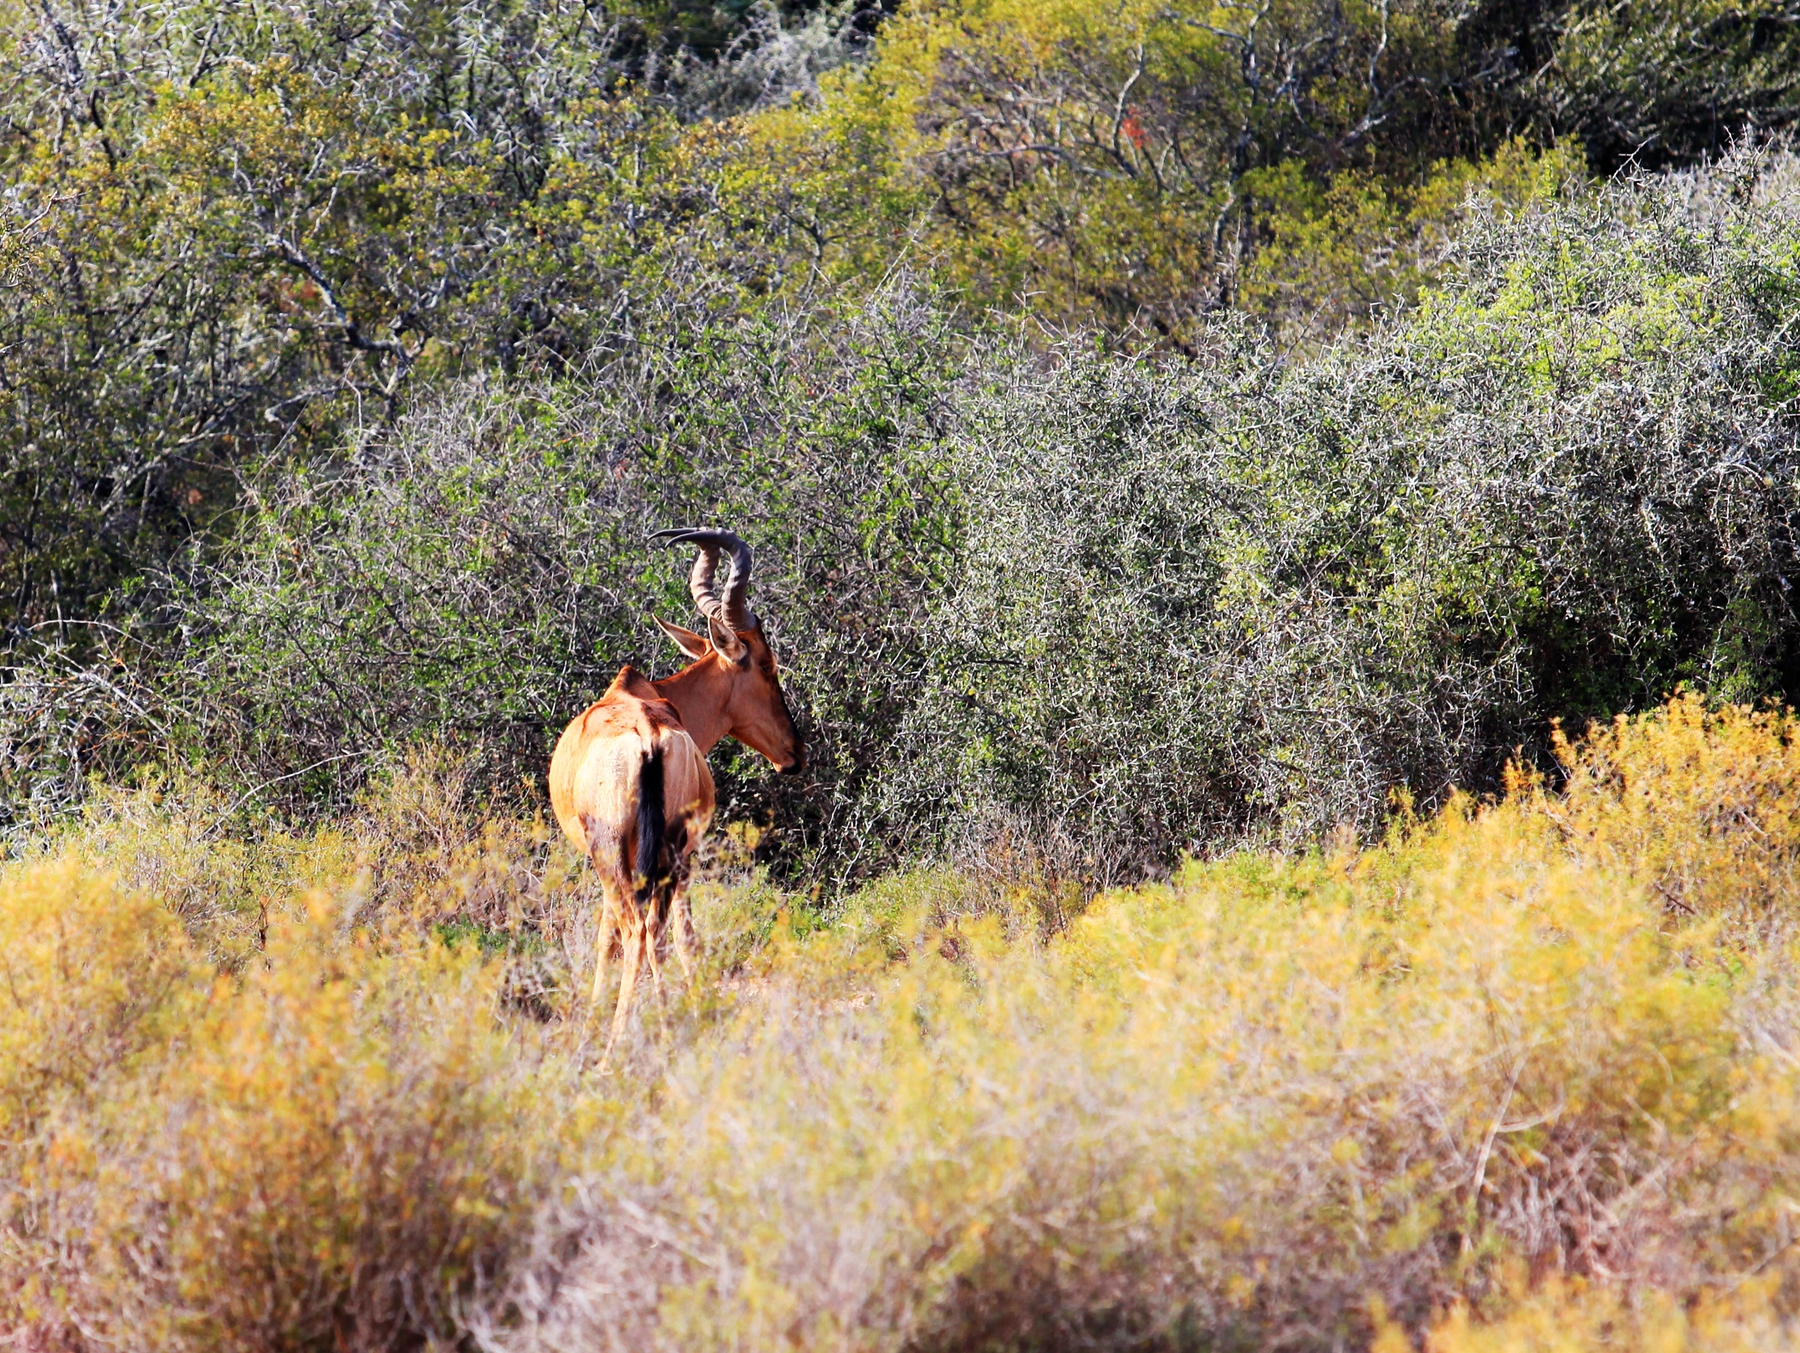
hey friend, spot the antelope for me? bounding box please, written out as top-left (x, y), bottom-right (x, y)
top-left (549, 528), bottom-right (803, 1044)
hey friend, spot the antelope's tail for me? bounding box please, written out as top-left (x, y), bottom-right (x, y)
top-left (632, 743), bottom-right (667, 910)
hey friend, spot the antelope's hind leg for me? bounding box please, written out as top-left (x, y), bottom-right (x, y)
top-left (588, 881), bottom-right (620, 1013)
top-left (580, 813), bottom-right (622, 1017)
top-left (660, 824), bottom-right (699, 985)
top-left (642, 897), bottom-right (668, 1000)
top-left (609, 896), bottom-right (646, 1047)
top-left (668, 875), bottom-right (697, 984)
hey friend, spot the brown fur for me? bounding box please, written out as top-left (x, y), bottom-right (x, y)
top-left (550, 625), bottom-right (800, 1047)
top-left (550, 666), bottom-right (716, 1043)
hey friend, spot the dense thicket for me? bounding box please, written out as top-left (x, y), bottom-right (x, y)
top-left (77, 153), bottom-right (1790, 885)
top-left (894, 153), bottom-right (1800, 873)
top-left (0, 0), bottom-right (870, 645)
top-left (5, 0), bottom-right (1800, 881)
top-left (3, 0), bottom-right (1795, 651)
top-left (180, 289), bottom-right (961, 872)
top-left (739, 0), bottom-right (1800, 344)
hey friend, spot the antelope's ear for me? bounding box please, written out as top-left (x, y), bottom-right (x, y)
top-left (708, 613), bottom-right (750, 666)
top-left (652, 615), bottom-right (711, 660)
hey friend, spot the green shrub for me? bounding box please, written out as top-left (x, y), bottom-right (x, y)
top-left (1538, 0), bottom-right (1800, 171)
top-left (14, 150), bottom-right (1800, 886)
top-left (884, 145), bottom-right (1800, 874)
top-left (173, 283), bottom-right (963, 879)
top-left (0, 0), bottom-right (850, 658)
top-left (43, 150), bottom-right (1782, 886)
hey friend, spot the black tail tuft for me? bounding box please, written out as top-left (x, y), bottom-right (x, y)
top-left (632, 744), bottom-right (667, 910)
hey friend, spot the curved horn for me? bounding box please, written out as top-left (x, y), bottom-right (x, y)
top-left (649, 527), bottom-right (757, 630)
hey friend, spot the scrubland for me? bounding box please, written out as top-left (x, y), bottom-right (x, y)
top-left (9, 4), bottom-right (1800, 1347)
top-left (5, 694), bottom-right (1800, 1351)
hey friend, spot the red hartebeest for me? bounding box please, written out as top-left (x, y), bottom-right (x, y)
top-left (549, 528), bottom-right (803, 1043)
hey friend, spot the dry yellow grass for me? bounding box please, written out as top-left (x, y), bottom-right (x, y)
top-left (6, 695), bottom-right (1800, 1350)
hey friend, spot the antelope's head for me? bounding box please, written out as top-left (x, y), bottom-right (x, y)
top-left (650, 527), bottom-right (805, 774)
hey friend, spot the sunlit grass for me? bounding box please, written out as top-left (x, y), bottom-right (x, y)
top-left (7, 695), bottom-right (1800, 1349)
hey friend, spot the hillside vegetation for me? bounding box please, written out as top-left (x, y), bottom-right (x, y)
top-left (5, 1), bottom-right (1800, 881)
top-left (7, 0), bottom-right (1800, 1347)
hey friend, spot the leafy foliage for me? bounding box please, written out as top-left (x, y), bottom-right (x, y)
top-left (742, 0), bottom-right (1569, 345)
top-left (887, 145), bottom-right (1800, 873)
top-left (80, 149), bottom-right (1800, 885)
top-left (1541, 0), bottom-right (1800, 170)
top-left (5, 0), bottom-right (1796, 663)
top-left (178, 284), bottom-right (961, 876)
top-left (0, 0), bottom-right (831, 647)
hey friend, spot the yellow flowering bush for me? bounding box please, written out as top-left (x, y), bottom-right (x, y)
top-left (0, 866), bottom-right (605, 1350)
top-left (9, 695), bottom-right (1800, 1349)
top-left (505, 697), bottom-right (1800, 1350)
top-left (1538, 691), bottom-right (1800, 921)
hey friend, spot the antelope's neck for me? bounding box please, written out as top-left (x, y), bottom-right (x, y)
top-left (652, 660), bottom-right (732, 754)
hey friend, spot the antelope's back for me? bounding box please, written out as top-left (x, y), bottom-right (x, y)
top-left (550, 679), bottom-right (714, 860)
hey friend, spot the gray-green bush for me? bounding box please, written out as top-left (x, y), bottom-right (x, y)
top-left (13, 149), bottom-right (1800, 886)
top-left (890, 148), bottom-right (1800, 875)
top-left (175, 286), bottom-right (962, 873)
